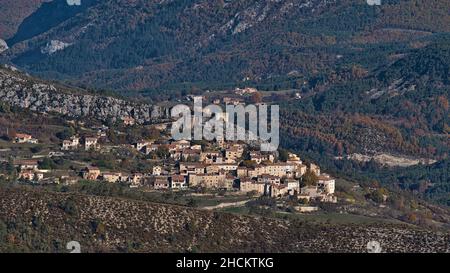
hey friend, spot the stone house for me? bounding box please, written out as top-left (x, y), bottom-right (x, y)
top-left (82, 166), bottom-right (101, 180)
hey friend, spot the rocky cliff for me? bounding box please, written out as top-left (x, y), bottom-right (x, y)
top-left (0, 40), bottom-right (8, 54)
top-left (0, 66), bottom-right (168, 124)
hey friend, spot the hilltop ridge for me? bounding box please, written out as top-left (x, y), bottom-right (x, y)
top-left (0, 66), bottom-right (168, 123)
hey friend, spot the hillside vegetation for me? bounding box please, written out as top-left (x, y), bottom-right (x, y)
top-left (1, 185), bottom-right (449, 253)
top-left (2, 0), bottom-right (449, 91)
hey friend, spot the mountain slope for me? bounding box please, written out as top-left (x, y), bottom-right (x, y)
top-left (6, 0), bottom-right (100, 46)
top-left (1, 186), bottom-right (450, 253)
top-left (3, 0), bottom-right (450, 91)
top-left (0, 0), bottom-right (50, 40)
top-left (278, 39), bottom-right (449, 161)
top-left (1, 0), bottom-right (448, 162)
top-left (304, 40), bottom-right (450, 134)
top-left (4, 0), bottom-right (339, 90)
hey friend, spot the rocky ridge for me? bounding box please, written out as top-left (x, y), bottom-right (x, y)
top-left (0, 67), bottom-right (169, 123)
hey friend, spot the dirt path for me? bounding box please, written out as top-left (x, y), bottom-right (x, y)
top-left (202, 199), bottom-right (252, 210)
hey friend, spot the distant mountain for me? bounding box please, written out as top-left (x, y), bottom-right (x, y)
top-left (0, 0), bottom-right (50, 40)
top-left (2, 0), bottom-right (449, 92)
top-left (6, 0), bottom-right (99, 46)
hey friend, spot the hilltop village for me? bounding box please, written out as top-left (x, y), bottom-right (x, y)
top-left (9, 129), bottom-right (336, 204)
top-left (1, 87), bottom-right (337, 211)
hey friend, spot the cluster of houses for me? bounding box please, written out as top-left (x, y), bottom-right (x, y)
top-left (13, 159), bottom-right (44, 182)
top-left (80, 166), bottom-right (144, 187)
top-left (10, 131), bottom-right (100, 152)
top-left (9, 131), bottom-right (102, 183)
top-left (62, 135), bottom-right (98, 151)
top-left (7, 133), bottom-right (43, 181)
top-left (80, 138), bottom-right (337, 202)
top-left (7, 108), bottom-right (336, 203)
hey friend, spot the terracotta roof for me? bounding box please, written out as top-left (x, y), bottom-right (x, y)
top-left (14, 133), bottom-right (32, 139)
top-left (171, 175), bottom-right (185, 182)
top-left (14, 160), bottom-right (38, 165)
top-left (155, 177), bottom-right (169, 184)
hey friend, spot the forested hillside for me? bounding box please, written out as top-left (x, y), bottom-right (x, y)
top-left (2, 0), bottom-right (449, 91)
